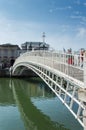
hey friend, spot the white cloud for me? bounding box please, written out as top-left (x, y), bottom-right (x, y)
top-left (46, 26), bottom-right (86, 51)
top-left (82, 17), bottom-right (86, 22)
top-left (70, 15), bottom-right (82, 19)
top-left (76, 27), bottom-right (86, 38)
top-left (49, 5), bottom-right (72, 14)
top-left (47, 34), bottom-right (73, 50)
top-left (74, 0), bottom-right (81, 5)
top-left (73, 11), bottom-right (82, 15)
top-left (55, 6), bottom-right (72, 11)
top-left (49, 9), bottom-right (53, 13)
top-left (83, 3), bottom-right (86, 6)
top-left (70, 15), bottom-right (86, 25)
top-left (0, 13), bottom-right (86, 51)
top-left (0, 15), bottom-right (46, 45)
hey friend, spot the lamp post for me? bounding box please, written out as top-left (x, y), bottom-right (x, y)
top-left (42, 32), bottom-right (45, 44)
top-left (42, 32), bottom-right (46, 51)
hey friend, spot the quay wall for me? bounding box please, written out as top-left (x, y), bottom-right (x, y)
top-left (0, 68), bottom-right (37, 77)
top-left (0, 69), bottom-right (10, 77)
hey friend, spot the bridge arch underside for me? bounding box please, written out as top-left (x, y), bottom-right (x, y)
top-left (12, 62), bottom-right (85, 127)
top-left (13, 65), bottom-right (38, 77)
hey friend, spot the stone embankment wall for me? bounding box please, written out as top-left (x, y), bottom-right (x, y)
top-left (0, 69), bottom-right (10, 77)
top-left (0, 68), bottom-right (38, 77)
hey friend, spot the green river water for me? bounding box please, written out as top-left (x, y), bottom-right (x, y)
top-left (0, 78), bottom-right (83, 130)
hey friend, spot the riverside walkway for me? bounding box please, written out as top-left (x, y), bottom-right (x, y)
top-left (11, 50), bottom-right (86, 130)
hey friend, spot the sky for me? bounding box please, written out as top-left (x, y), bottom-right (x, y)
top-left (0, 0), bottom-right (86, 51)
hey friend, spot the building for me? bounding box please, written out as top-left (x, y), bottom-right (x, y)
top-left (0, 43), bottom-right (21, 68)
top-left (21, 42), bottom-right (49, 53)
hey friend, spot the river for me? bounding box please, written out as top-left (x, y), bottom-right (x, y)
top-left (0, 78), bottom-right (83, 130)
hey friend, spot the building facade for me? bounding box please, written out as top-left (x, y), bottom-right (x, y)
top-left (21, 42), bottom-right (49, 53)
top-left (0, 44), bottom-right (20, 68)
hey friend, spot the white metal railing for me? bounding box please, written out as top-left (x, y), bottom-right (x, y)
top-left (20, 50), bottom-right (84, 68)
top-left (12, 60), bottom-right (85, 128)
top-left (18, 50), bottom-right (85, 84)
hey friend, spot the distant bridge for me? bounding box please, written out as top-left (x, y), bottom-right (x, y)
top-left (11, 50), bottom-right (86, 130)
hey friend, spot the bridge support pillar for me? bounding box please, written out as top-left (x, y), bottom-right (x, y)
top-left (78, 88), bottom-right (86, 130)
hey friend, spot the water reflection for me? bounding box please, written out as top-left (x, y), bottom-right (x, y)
top-left (0, 78), bottom-right (83, 130)
top-left (12, 78), bottom-right (68, 130)
top-left (0, 78), bottom-right (15, 105)
top-left (0, 78), bottom-right (25, 130)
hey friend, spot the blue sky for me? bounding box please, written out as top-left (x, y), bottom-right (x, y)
top-left (0, 0), bottom-right (86, 50)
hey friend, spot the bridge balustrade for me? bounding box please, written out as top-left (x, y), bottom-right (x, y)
top-left (19, 51), bottom-right (84, 83)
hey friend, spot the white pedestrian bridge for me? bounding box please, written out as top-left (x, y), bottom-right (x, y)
top-left (11, 50), bottom-right (86, 129)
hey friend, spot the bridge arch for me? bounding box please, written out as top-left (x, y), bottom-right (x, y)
top-left (11, 51), bottom-right (86, 128)
top-left (13, 64), bottom-right (37, 77)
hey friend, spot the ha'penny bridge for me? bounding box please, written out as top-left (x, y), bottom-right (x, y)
top-left (11, 50), bottom-right (86, 130)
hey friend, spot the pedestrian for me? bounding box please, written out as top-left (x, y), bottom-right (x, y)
top-left (80, 49), bottom-right (84, 67)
